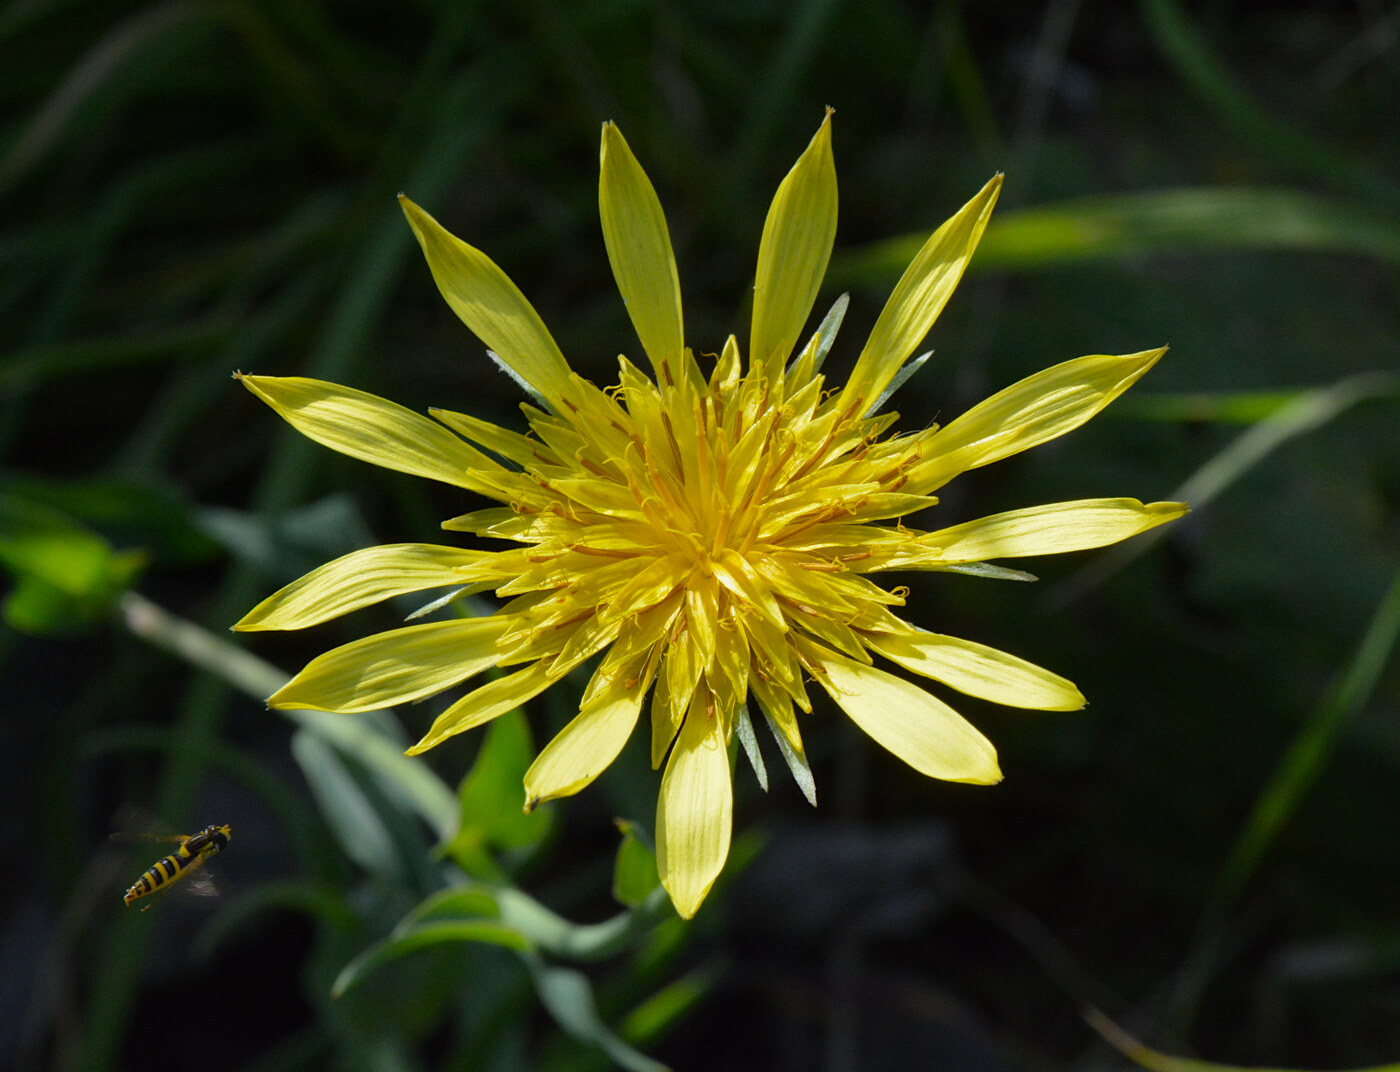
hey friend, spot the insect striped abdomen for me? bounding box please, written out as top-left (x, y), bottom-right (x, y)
top-left (120, 825), bottom-right (230, 910)
top-left (124, 850), bottom-right (192, 905)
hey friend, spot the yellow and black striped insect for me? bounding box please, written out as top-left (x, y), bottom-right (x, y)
top-left (117, 824), bottom-right (232, 910)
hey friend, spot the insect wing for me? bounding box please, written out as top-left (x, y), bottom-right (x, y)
top-left (113, 818), bottom-right (232, 911)
top-left (133, 851), bottom-right (223, 911)
top-left (110, 831), bottom-right (189, 845)
top-left (181, 864), bottom-right (221, 900)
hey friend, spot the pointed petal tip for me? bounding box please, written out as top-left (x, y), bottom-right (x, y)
top-left (599, 119), bottom-right (622, 155)
top-left (1132, 344), bottom-right (1169, 369)
top-left (1054, 680), bottom-right (1088, 712)
top-left (959, 751), bottom-right (1004, 786)
top-left (1149, 500), bottom-right (1191, 522)
top-left (397, 193), bottom-right (428, 231)
top-left (664, 883), bottom-right (706, 920)
top-left (264, 685), bottom-right (319, 711)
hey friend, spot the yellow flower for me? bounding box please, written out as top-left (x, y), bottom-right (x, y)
top-left (236, 112), bottom-right (1186, 918)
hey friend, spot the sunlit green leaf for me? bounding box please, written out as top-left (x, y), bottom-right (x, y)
top-left (451, 711), bottom-right (554, 860)
top-left (833, 188), bottom-right (1400, 287)
top-left (495, 886), bottom-right (672, 962)
top-left (332, 921), bottom-right (532, 998)
top-left (618, 967), bottom-right (716, 1047)
top-left (613, 819), bottom-right (661, 908)
top-left (0, 493), bottom-right (144, 633)
top-left (0, 474), bottom-right (217, 566)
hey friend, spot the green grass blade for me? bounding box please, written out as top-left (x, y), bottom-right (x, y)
top-left (118, 593), bottom-right (460, 837)
top-left (1169, 567), bottom-right (1400, 1027)
top-left (525, 955), bottom-right (671, 1072)
top-left (332, 921), bottom-right (533, 998)
top-left (1137, 0), bottom-right (1400, 205)
top-left (1052, 373), bottom-right (1399, 602)
top-left (833, 188), bottom-right (1400, 287)
top-left (1087, 1006), bottom-right (1400, 1072)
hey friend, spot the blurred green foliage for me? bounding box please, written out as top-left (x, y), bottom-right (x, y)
top-left (3, 1), bottom-right (1398, 1071)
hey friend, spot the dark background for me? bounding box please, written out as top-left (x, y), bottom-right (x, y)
top-left (2, 1), bottom-right (1398, 1070)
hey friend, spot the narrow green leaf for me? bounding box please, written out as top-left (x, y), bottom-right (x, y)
top-left (290, 731), bottom-right (399, 881)
top-left (834, 188), bottom-right (1400, 286)
top-left (332, 921), bottom-right (532, 998)
top-left (1171, 568), bottom-right (1400, 1025)
top-left (1087, 1006), bottom-right (1400, 1072)
top-left (496, 885), bottom-right (672, 962)
top-left (1054, 372), bottom-right (1399, 601)
top-left (525, 957), bottom-right (671, 1072)
top-left (1138, 0), bottom-right (1400, 205)
top-left (618, 967), bottom-right (717, 1047)
top-left (404, 886), bottom-right (504, 923)
top-left (116, 593), bottom-right (460, 838)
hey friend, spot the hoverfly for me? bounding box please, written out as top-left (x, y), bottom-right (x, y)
top-left (115, 824), bottom-right (232, 911)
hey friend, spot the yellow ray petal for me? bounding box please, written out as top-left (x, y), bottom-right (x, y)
top-left (407, 659), bottom-right (558, 754)
top-left (268, 617), bottom-right (506, 713)
top-left (599, 122), bottom-right (684, 387)
top-left (597, 553), bottom-right (686, 625)
top-left (235, 544), bottom-right (495, 632)
top-left (712, 549), bottom-right (785, 631)
top-left (656, 697), bottom-right (732, 918)
top-left (548, 613), bottom-right (625, 678)
top-left (523, 675), bottom-right (646, 809)
top-left (905, 348), bottom-right (1167, 493)
top-left (839, 175), bottom-right (1002, 414)
top-left (685, 576), bottom-right (720, 664)
top-left (866, 630), bottom-right (1085, 711)
top-left (430, 408), bottom-right (554, 468)
top-left (662, 630), bottom-right (704, 751)
top-left (916, 498), bottom-right (1189, 564)
top-left (238, 375), bottom-right (501, 493)
top-left (808, 645), bottom-right (1001, 784)
top-left (750, 672), bottom-right (804, 755)
top-left (399, 195), bottom-right (574, 407)
top-left (650, 666), bottom-right (680, 769)
top-left (750, 110), bottom-right (837, 376)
